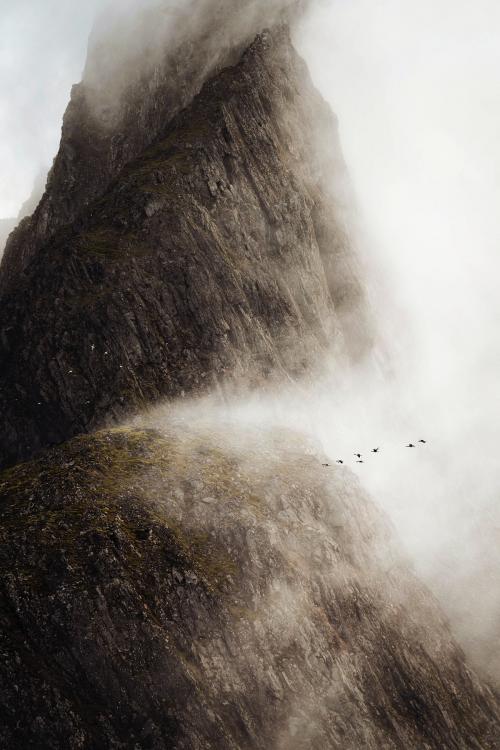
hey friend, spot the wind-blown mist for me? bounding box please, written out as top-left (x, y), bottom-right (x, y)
top-left (0, 0), bottom-right (302, 221)
top-left (295, 0), bottom-right (500, 683)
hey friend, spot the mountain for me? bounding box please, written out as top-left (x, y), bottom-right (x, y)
top-left (0, 26), bottom-right (370, 471)
top-left (0, 1), bottom-right (300, 293)
top-left (0, 6), bottom-right (498, 749)
top-left (1, 421), bottom-right (499, 749)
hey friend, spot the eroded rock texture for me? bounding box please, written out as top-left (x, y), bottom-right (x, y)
top-left (0, 424), bottom-right (499, 749)
top-left (0, 1), bottom-right (300, 291)
top-left (0, 28), bottom-right (369, 470)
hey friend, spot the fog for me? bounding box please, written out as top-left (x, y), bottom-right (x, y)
top-left (1, 0), bottom-right (499, 681)
top-left (0, 0), bottom-right (301, 222)
top-left (295, 0), bottom-right (500, 682)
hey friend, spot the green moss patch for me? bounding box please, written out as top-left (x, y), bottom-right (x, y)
top-left (0, 428), bottom-right (237, 591)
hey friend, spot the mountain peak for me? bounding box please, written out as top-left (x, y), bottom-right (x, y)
top-left (0, 25), bottom-right (370, 470)
top-left (0, 2), bottom-right (304, 293)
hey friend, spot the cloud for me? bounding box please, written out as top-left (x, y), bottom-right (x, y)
top-left (296, 0), bottom-right (500, 683)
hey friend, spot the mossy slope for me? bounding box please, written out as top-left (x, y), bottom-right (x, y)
top-left (0, 424), bottom-right (499, 749)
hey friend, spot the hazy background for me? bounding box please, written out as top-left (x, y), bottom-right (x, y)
top-left (1, 0), bottom-right (499, 681)
top-left (296, 0), bottom-right (500, 682)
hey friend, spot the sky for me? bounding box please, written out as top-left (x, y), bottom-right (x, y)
top-left (296, 0), bottom-right (500, 681)
top-left (0, 0), bottom-right (102, 218)
top-left (1, 0), bottom-right (500, 680)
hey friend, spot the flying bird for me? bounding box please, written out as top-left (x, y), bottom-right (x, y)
top-left (354, 453), bottom-right (362, 459)
top-left (356, 460), bottom-right (364, 464)
top-left (406, 443), bottom-right (415, 448)
top-left (336, 460), bottom-right (344, 464)
top-left (372, 448), bottom-right (380, 453)
top-left (418, 439), bottom-right (427, 444)
top-left (322, 463), bottom-right (331, 467)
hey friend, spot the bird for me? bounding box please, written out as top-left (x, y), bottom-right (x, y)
top-left (336, 460), bottom-right (344, 464)
top-left (354, 453), bottom-right (362, 459)
top-left (356, 460), bottom-right (364, 464)
top-left (372, 448), bottom-right (380, 453)
top-left (406, 443), bottom-right (415, 448)
top-left (322, 463), bottom-right (331, 467)
top-left (418, 439), bottom-right (427, 444)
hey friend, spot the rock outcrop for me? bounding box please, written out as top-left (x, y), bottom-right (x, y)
top-left (1, 421), bottom-right (499, 749)
top-left (0, 27), bottom-right (370, 470)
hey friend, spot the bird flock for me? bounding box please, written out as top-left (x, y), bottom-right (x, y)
top-left (322, 440), bottom-right (427, 467)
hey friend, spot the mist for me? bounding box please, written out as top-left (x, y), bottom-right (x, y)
top-left (1, 0), bottom-right (499, 683)
top-left (0, 0), bottom-right (301, 219)
top-left (295, 0), bottom-right (500, 683)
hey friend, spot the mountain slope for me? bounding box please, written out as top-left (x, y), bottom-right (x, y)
top-left (0, 2), bottom-right (300, 293)
top-left (0, 28), bottom-right (370, 470)
top-left (1, 421), bottom-right (499, 749)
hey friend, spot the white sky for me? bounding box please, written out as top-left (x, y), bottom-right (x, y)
top-left (0, 0), bottom-right (102, 218)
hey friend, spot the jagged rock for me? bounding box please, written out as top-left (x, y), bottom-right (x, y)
top-left (0, 424), bottom-right (498, 749)
top-left (0, 1), bottom-right (301, 292)
top-left (0, 28), bottom-right (371, 470)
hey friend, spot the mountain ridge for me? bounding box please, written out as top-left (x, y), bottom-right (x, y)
top-left (0, 27), bottom-right (371, 470)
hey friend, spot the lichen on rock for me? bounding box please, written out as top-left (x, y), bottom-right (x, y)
top-left (0, 422), bottom-right (499, 748)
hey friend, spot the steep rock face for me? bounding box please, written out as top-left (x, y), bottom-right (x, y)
top-left (0, 1), bottom-right (300, 292)
top-left (0, 169), bottom-right (47, 258)
top-left (0, 29), bottom-right (370, 470)
top-left (0, 422), bottom-right (499, 749)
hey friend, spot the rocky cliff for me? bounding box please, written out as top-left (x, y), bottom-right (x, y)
top-left (0, 218), bottom-right (16, 258)
top-left (0, 26), bottom-right (370, 471)
top-left (1, 419), bottom-right (499, 749)
top-left (0, 0), bottom-right (300, 292)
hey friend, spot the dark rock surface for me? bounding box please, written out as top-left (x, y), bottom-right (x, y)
top-left (0, 28), bottom-right (370, 470)
top-left (0, 2), bottom-right (300, 293)
top-left (0, 423), bottom-right (499, 749)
